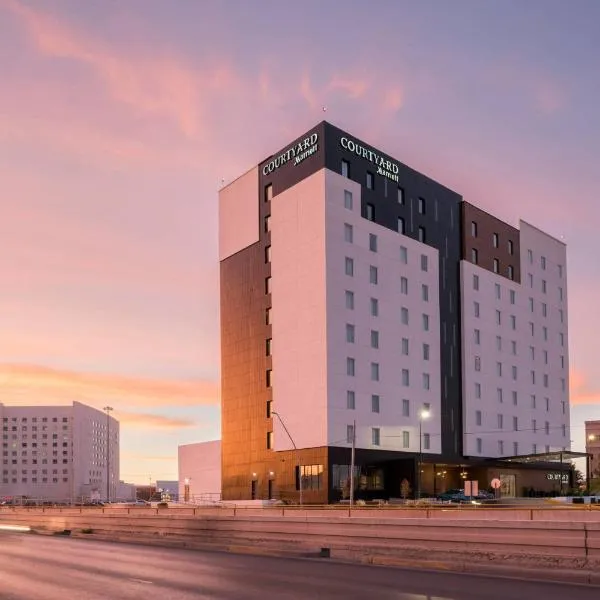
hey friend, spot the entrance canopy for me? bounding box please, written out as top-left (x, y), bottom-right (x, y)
top-left (497, 450), bottom-right (590, 464)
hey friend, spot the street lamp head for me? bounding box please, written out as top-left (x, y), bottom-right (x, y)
top-left (420, 409), bottom-right (431, 420)
top-left (589, 434), bottom-right (597, 442)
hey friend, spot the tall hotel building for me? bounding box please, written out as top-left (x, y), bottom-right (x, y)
top-left (219, 122), bottom-right (571, 503)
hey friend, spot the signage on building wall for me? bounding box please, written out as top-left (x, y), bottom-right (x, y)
top-left (262, 133), bottom-right (319, 175)
top-left (546, 473), bottom-right (569, 482)
top-left (340, 136), bottom-right (400, 183)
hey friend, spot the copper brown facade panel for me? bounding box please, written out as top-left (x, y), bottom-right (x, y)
top-left (461, 202), bottom-right (521, 283)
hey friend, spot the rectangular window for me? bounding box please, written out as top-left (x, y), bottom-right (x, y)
top-left (402, 431), bottom-right (410, 449)
top-left (510, 290), bottom-right (516, 304)
top-left (558, 264), bottom-right (563, 278)
top-left (423, 343), bottom-right (430, 360)
top-left (532, 419), bottom-right (537, 433)
top-left (529, 273), bottom-right (533, 287)
top-left (541, 303), bottom-right (547, 317)
top-left (543, 326), bottom-right (548, 341)
top-left (265, 277), bottom-right (272, 294)
top-left (472, 248), bottom-right (478, 264)
top-left (497, 362), bottom-right (503, 377)
top-left (264, 215), bottom-right (271, 232)
top-left (511, 315), bottom-right (516, 330)
top-left (495, 283), bottom-right (501, 299)
top-left (508, 265), bottom-right (514, 280)
top-left (422, 314), bottom-right (430, 331)
top-left (418, 226), bottom-right (426, 243)
top-left (344, 189), bottom-right (353, 210)
top-left (370, 265), bottom-right (378, 284)
top-left (267, 431), bottom-right (274, 450)
top-left (513, 416), bottom-right (518, 431)
top-left (497, 388), bottom-right (503, 403)
top-left (371, 330), bottom-right (379, 349)
top-left (474, 329), bottom-right (481, 345)
top-left (346, 358), bottom-right (355, 377)
top-left (542, 279), bottom-right (547, 294)
top-left (420, 285), bottom-right (429, 303)
top-left (344, 223), bottom-right (353, 243)
top-left (346, 323), bottom-right (355, 343)
top-left (345, 290), bottom-right (355, 310)
top-left (497, 414), bottom-right (504, 429)
top-left (265, 245), bottom-right (271, 263)
top-left (398, 187), bottom-right (405, 204)
top-left (370, 362), bottom-right (380, 381)
top-left (475, 383), bottom-right (481, 398)
top-left (366, 171), bottom-right (374, 190)
top-left (496, 310), bottom-right (501, 325)
top-left (477, 438), bottom-right (483, 454)
top-left (531, 394), bottom-right (536, 408)
top-left (401, 307), bottom-right (409, 325)
top-left (498, 440), bottom-right (504, 455)
top-left (366, 203), bottom-right (375, 221)
top-left (402, 338), bottom-right (409, 355)
top-left (559, 308), bottom-right (564, 323)
top-left (372, 428), bottom-right (381, 446)
top-left (528, 249), bottom-right (533, 263)
top-left (397, 217), bottom-right (405, 234)
top-left (560, 332), bottom-right (564, 346)
top-left (420, 254), bottom-right (428, 271)
top-left (402, 399), bottom-right (410, 417)
top-left (512, 391), bottom-right (518, 406)
top-left (511, 340), bottom-right (517, 355)
top-left (508, 240), bottom-right (514, 255)
top-left (370, 297), bottom-right (379, 316)
top-left (493, 258), bottom-right (499, 273)
top-left (371, 395), bottom-right (380, 413)
top-left (473, 274), bottom-right (479, 290)
top-left (401, 277), bottom-right (408, 295)
top-left (545, 422), bottom-right (550, 435)
top-left (266, 369), bottom-right (273, 387)
top-left (512, 365), bottom-right (517, 380)
top-left (423, 433), bottom-right (431, 450)
top-left (496, 335), bottom-right (502, 351)
top-left (369, 233), bottom-right (378, 252)
top-left (346, 425), bottom-right (355, 444)
top-left (471, 221), bottom-right (478, 237)
top-left (545, 397), bottom-right (550, 411)
top-left (559, 287), bottom-right (564, 301)
top-left (493, 232), bottom-right (499, 248)
top-left (345, 257), bottom-right (354, 276)
top-left (402, 369), bottom-right (410, 386)
top-left (266, 338), bottom-right (272, 356)
top-left (530, 322), bottom-right (535, 336)
top-left (531, 370), bottom-right (536, 385)
top-left (529, 297), bottom-right (534, 312)
top-left (423, 373), bottom-right (430, 390)
top-left (475, 356), bottom-right (481, 372)
top-left (342, 159), bottom-right (350, 178)
top-left (347, 391), bottom-right (355, 410)
top-left (541, 256), bottom-right (546, 270)
top-left (418, 197), bottom-right (426, 214)
top-left (543, 374), bottom-right (549, 388)
top-left (264, 184), bottom-right (273, 202)
top-left (400, 245), bottom-right (408, 264)
top-left (474, 301), bottom-right (480, 318)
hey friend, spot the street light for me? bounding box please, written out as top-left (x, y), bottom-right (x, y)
top-left (417, 409), bottom-right (431, 501)
top-left (184, 477), bottom-right (191, 503)
top-left (103, 406), bottom-right (113, 503)
top-left (271, 411), bottom-right (303, 506)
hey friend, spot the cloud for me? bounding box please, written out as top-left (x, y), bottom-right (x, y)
top-left (383, 87), bottom-right (404, 112)
top-left (570, 368), bottom-right (600, 406)
top-left (116, 411), bottom-right (196, 429)
top-left (0, 363), bottom-right (219, 409)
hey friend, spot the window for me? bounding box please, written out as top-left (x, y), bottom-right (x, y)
top-left (498, 440), bottom-right (505, 455)
top-left (545, 397), bottom-right (550, 411)
top-left (402, 431), bottom-right (410, 449)
top-left (371, 330), bottom-right (379, 349)
top-left (402, 399), bottom-right (410, 417)
top-left (497, 388), bottom-right (503, 403)
top-left (418, 197), bottom-right (426, 214)
top-left (511, 340), bottom-right (517, 355)
top-left (265, 245), bottom-right (271, 263)
top-left (369, 233), bottom-right (378, 252)
top-left (559, 308), bottom-right (564, 323)
top-left (497, 362), bottom-right (503, 377)
top-left (401, 277), bottom-right (408, 295)
top-left (346, 324), bottom-right (355, 343)
top-left (513, 441), bottom-right (519, 455)
top-left (532, 419), bottom-right (537, 433)
top-left (530, 322), bottom-right (535, 336)
top-left (527, 249), bottom-right (533, 263)
top-left (264, 184), bottom-right (273, 202)
top-left (418, 226), bottom-right (426, 243)
top-left (402, 338), bottom-right (409, 355)
top-left (371, 362), bottom-right (380, 381)
top-left (346, 358), bottom-right (355, 377)
top-left (512, 391), bottom-right (518, 405)
top-left (529, 297), bottom-right (534, 312)
top-left (397, 217), bottom-right (405, 234)
top-left (472, 248), bottom-right (478, 264)
top-left (366, 171), bottom-right (374, 190)
top-left (493, 258), bottom-right (500, 274)
top-left (474, 301), bottom-right (480, 318)
top-left (474, 356), bottom-right (481, 372)
top-left (493, 233), bottom-right (499, 248)
top-left (264, 215), bottom-right (271, 232)
top-left (371, 395), bottom-right (380, 413)
top-left (342, 159), bottom-right (350, 178)
top-left (498, 414), bottom-right (504, 429)
top-left (559, 332), bottom-right (564, 346)
top-left (474, 329), bottom-right (481, 345)
top-left (508, 265), bottom-right (514, 280)
top-left (402, 369), bottom-right (410, 386)
top-left (559, 287), bottom-right (564, 301)
top-left (267, 431), bottom-right (274, 450)
top-left (531, 370), bottom-right (536, 384)
top-left (512, 366), bottom-right (517, 380)
top-left (370, 298), bottom-right (379, 316)
top-left (423, 373), bottom-right (430, 390)
top-left (513, 416), bottom-right (519, 431)
top-left (508, 240), bottom-right (514, 255)
top-left (558, 264), bottom-right (563, 278)
top-left (400, 245), bottom-right (408, 264)
top-left (472, 274), bottom-right (480, 291)
top-left (477, 438), bottom-right (483, 454)
top-left (366, 203), bottom-right (375, 221)
top-left (495, 283), bottom-right (501, 299)
top-left (266, 338), bottom-right (272, 356)
top-left (265, 277), bottom-right (272, 294)
top-left (401, 307), bottom-right (409, 325)
top-left (528, 273), bottom-right (533, 287)
top-left (542, 279), bottom-right (547, 294)
top-left (545, 422), bottom-right (550, 435)
top-left (471, 221), bottom-right (478, 237)
top-left (346, 425), bottom-right (355, 443)
top-left (531, 394), bottom-right (536, 408)
top-left (345, 257), bottom-right (354, 276)
top-left (372, 428), bottom-right (381, 446)
top-left (422, 314), bottom-right (430, 331)
top-left (421, 254), bottom-right (428, 272)
top-left (511, 315), bottom-right (516, 330)
top-left (267, 400), bottom-right (272, 418)
top-left (423, 434), bottom-right (431, 450)
top-left (423, 343), bottom-right (430, 360)
top-left (345, 290), bottom-right (355, 310)
top-left (496, 335), bottom-right (502, 351)
top-left (398, 187), bottom-right (405, 204)
top-left (543, 374), bottom-right (549, 388)
top-left (369, 265), bottom-right (378, 284)
top-left (496, 310), bottom-right (502, 325)
top-left (344, 223), bottom-right (353, 243)
top-left (543, 326), bottom-right (548, 341)
top-left (475, 383), bottom-right (481, 398)
top-left (421, 284), bottom-right (429, 301)
top-left (541, 256), bottom-right (546, 270)
top-left (346, 391), bottom-right (355, 410)
top-left (344, 189), bottom-right (353, 210)
top-left (510, 290), bottom-right (516, 304)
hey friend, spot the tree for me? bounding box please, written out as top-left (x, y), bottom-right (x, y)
top-left (574, 469), bottom-right (585, 490)
top-left (400, 478), bottom-right (411, 500)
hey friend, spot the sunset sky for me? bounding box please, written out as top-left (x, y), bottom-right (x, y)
top-left (1, 0), bottom-right (599, 483)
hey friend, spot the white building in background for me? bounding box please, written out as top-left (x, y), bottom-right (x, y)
top-left (0, 401), bottom-right (119, 503)
top-left (178, 440), bottom-right (221, 502)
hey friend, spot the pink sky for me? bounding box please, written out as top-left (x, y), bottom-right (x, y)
top-left (1, 0), bottom-right (599, 482)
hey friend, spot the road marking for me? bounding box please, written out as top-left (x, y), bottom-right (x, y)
top-left (130, 578), bottom-right (153, 585)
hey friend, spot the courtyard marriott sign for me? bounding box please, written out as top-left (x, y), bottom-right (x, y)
top-left (340, 136), bottom-right (400, 183)
top-left (262, 133), bottom-right (319, 175)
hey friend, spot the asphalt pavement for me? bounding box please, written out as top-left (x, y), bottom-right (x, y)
top-left (0, 533), bottom-right (598, 599)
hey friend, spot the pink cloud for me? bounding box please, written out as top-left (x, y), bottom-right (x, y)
top-left (570, 368), bottom-right (600, 406)
top-left (383, 87), bottom-right (404, 112)
top-left (116, 411), bottom-right (196, 429)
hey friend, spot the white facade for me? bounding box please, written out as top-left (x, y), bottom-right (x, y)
top-left (178, 440), bottom-right (221, 501)
top-left (270, 169), bottom-right (442, 455)
top-left (0, 401), bottom-right (119, 502)
top-left (461, 221), bottom-right (570, 458)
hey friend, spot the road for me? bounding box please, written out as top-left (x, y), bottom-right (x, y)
top-left (0, 533), bottom-right (598, 599)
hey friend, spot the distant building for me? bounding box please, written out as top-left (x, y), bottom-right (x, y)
top-left (156, 480), bottom-right (179, 502)
top-left (178, 440), bottom-right (221, 502)
top-left (586, 421), bottom-right (600, 480)
top-left (0, 401), bottom-right (119, 503)
top-left (116, 481), bottom-right (136, 502)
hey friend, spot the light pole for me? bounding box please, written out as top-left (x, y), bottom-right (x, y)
top-left (272, 411), bottom-right (303, 506)
top-left (417, 409), bottom-right (431, 500)
top-left (103, 406), bottom-right (113, 503)
top-left (184, 477), bottom-right (191, 503)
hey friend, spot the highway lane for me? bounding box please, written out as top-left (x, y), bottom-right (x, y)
top-left (0, 534), bottom-right (598, 600)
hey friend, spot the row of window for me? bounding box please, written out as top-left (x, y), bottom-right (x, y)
top-left (345, 326), bottom-right (432, 359)
top-left (472, 358), bottom-right (566, 389)
top-left (3, 459), bottom-right (68, 465)
top-left (473, 412), bottom-right (567, 435)
top-left (2, 478), bottom-right (68, 484)
top-left (345, 425), bottom-right (431, 450)
top-left (1, 417), bottom-right (69, 423)
top-left (470, 223), bottom-right (515, 255)
top-left (344, 257), bottom-right (429, 283)
top-left (345, 393), bottom-right (430, 417)
top-left (474, 440), bottom-right (561, 456)
top-left (473, 334), bottom-right (566, 367)
top-left (471, 250), bottom-right (515, 279)
top-left (345, 358), bottom-right (431, 388)
top-left (527, 249), bottom-right (564, 277)
top-left (472, 384), bottom-right (568, 413)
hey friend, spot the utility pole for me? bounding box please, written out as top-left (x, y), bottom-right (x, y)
top-left (272, 411), bottom-right (302, 506)
top-left (349, 420), bottom-right (356, 507)
top-left (418, 409), bottom-right (430, 501)
top-left (103, 406), bottom-right (113, 503)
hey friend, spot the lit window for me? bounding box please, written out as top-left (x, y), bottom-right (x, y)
top-left (493, 258), bottom-right (499, 273)
top-left (265, 245), bottom-right (271, 263)
top-left (267, 431), bottom-right (274, 449)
